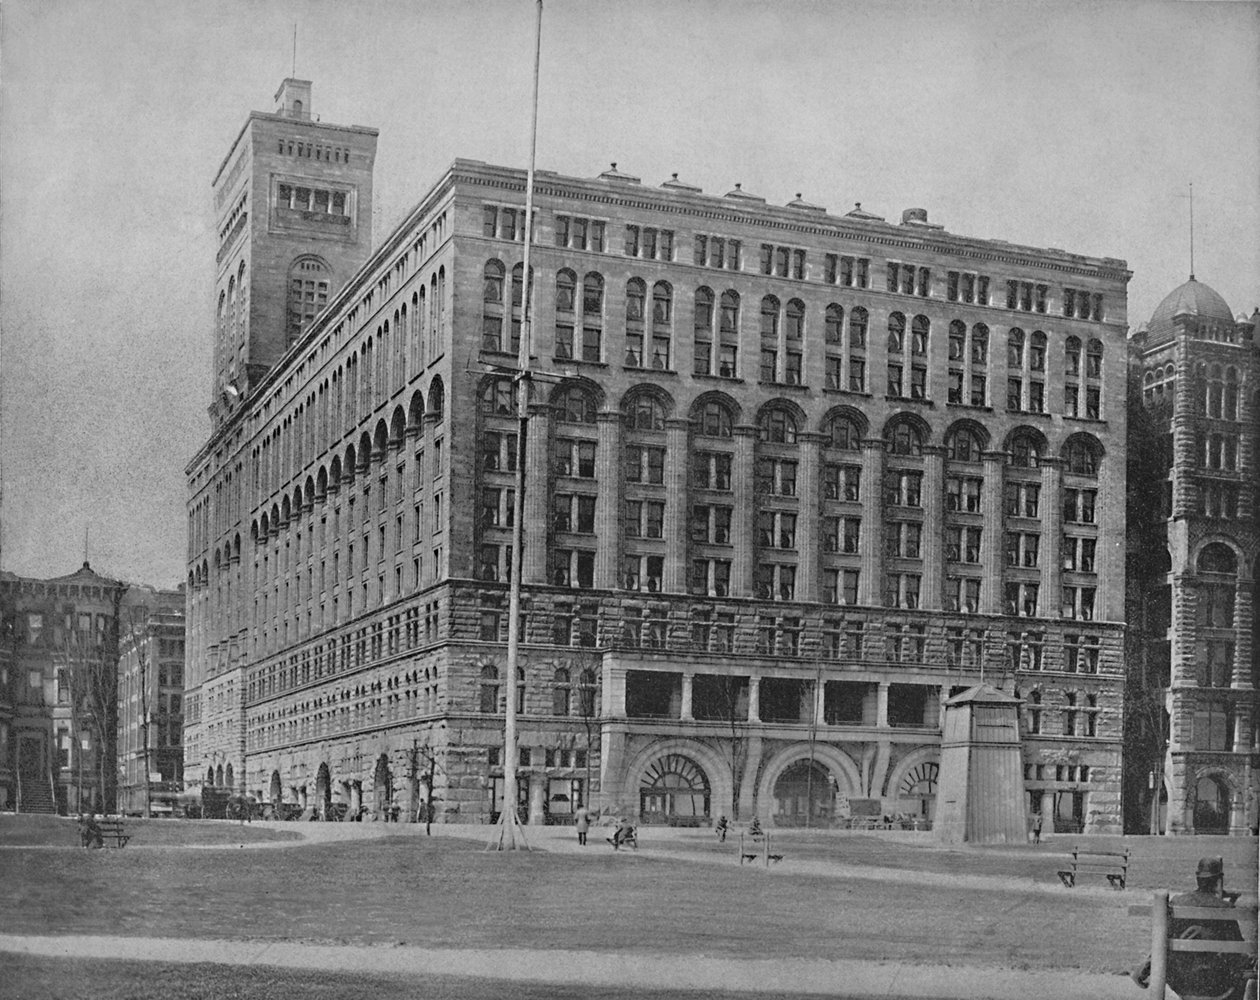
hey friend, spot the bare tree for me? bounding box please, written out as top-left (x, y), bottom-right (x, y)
top-left (693, 674), bottom-right (749, 820)
top-left (124, 607), bottom-right (153, 818)
top-left (59, 610), bottom-right (121, 814)
top-left (575, 667), bottom-right (598, 811)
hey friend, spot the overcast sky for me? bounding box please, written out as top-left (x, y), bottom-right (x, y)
top-left (1, 0), bottom-right (1257, 589)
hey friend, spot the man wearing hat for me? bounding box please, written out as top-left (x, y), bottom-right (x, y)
top-left (1132, 856), bottom-right (1251, 998)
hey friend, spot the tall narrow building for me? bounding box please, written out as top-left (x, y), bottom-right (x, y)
top-left (187, 81), bottom-right (377, 796)
top-left (186, 81), bottom-right (1132, 833)
top-left (1127, 279), bottom-right (1258, 835)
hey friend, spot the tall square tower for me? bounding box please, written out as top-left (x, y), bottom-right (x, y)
top-left (209, 79), bottom-right (378, 427)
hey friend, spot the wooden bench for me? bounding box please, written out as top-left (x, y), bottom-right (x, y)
top-left (739, 831), bottom-right (783, 866)
top-left (1057, 846), bottom-right (1129, 889)
top-left (96, 818), bottom-right (130, 848)
top-left (1146, 889), bottom-right (1257, 1000)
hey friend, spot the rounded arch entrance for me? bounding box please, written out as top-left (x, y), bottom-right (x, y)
top-left (623, 739), bottom-right (732, 825)
top-left (756, 744), bottom-right (862, 826)
top-left (884, 747), bottom-right (941, 821)
top-left (269, 770), bottom-right (282, 805)
top-left (1193, 770), bottom-right (1235, 834)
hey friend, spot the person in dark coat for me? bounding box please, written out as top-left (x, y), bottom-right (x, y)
top-left (574, 806), bottom-right (590, 845)
top-left (1132, 856), bottom-right (1252, 999)
top-left (714, 815), bottom-right (729, 843)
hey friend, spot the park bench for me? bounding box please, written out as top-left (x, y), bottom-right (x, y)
top-left (1057, 845), bottom-right (1129, 889)
top-left (1145, 889), bottom-right (1258, 1000)
top-left (739, 830), bottom-right (783, 866)
top-left (96, 818), bottom-right (130, 848)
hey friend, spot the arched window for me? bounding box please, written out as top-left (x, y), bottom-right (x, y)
top-left (1063, 438), bottom-right (1099, 476)
top-left (698, 399), bottom-right (733, 438)
top-left (481, 260), bottom-right (506, 353)
top-left (1086, 339), bottom-right (1103, 378)
top-left (577, 668), bottom-right (597, 716)
top-left (760, 295), bottom-right (780, 338)
top-left (1223, 367), bottom-right (1240, 419)
top-left (480, 378), bottom-right (516, 416)
top-left (1197, 542), bottom-right (1237, 575)
top-left (581, 273), bottom-right (604, 362)
top-left (887, 312), bottom-right (906, 354)
top-left (911, 315), bottom-right (929, 355)
top-left (759, 406), bottom-right (798, 444)
top-left (849, 306), bottom-right (868, 349)
top-left (1008, 430), bottom-right (1041, 468)
top-left (1008, 328), bottom-right (1025, 367)
top-left (626, 393), bottom-right (666, 431)
top-left (946, 425), bottom-right (984, 462)
top-left (624, 278), bottom-right (647, 366)
top-left (287, 256), bottom-right (330, 345)
top-left (651, 281), bottom-right (673, 369)
top-left (556, 269), bottom-right (576, 312)
top-left (515, 666), bottom-right (526, 715)
top-left (479, 665), bottom-right (499, 713)
top-left (693, 287), bottom-right (715, 375)
top-left (785, 298), bottom-right (805, 340)
top-left (1065, 336), bottom-right (1082, 376)
top-left (555, 386), bottom-right (596, 424)
top-left (824, 412), bottom-right (862, 450)
top-left (886, 419), bottom-right (923, 456)
top-left (825, 304), bottom-right (844, 343)
top-left (554, 269), bottom-right (577, 359)
top-left (483, 259), bottom-right (504, 303)
top-left (552, 668), bottom-right (571, 716)
top-left (717, 290), bottom-right (740, 377)
top-left (1030, 331), bottom-right (1047, 372)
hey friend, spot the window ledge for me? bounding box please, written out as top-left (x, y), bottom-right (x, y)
top-left (1063, 415), bottom-right (1107, 425)
top-left (885, 395), bottom-right (935, 407)
top-left (822, 387), bottom-right (873, 398)
top-left (552, 358), bottom-right (609, 370)
top-left (946, 402), bottom-right (994, 413)
top-left (758, 380), bottom-right (811, 391)
top-left (1005, 409), bottom-right (1052, 419)
top-left (622, 365), bottom-right (679, 376)
top-left (693, 373), bottom-right (744, 384)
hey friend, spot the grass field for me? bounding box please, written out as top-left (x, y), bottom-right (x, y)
top-left (1, 814), bottom-right (1255, 989)
top-left (0, 814), bottom-right (300, 848)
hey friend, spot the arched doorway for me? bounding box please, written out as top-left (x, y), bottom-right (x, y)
top-left (373, 754), bottom-right (392, 814)
top-left (639, 753), bottom-right (710, 824)
top-left (269, 770), bottom-right (282, 805)
top-left (215, 764), bottom-right (224, 787)
top-left (772, 760), bottom-right (834, 826)
top-left (205, 766), bottom-right (214, 786)
top-left (225, 763), bottom-right (234, 791)
top-left (1194, 775), bottom-right (1231, 834)
top-left (315, 762), bottom-right (331, 819)
top-left (898, 761), bottom-right (939, 820)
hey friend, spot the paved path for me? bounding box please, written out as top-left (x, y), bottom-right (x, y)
top-left (0, 933), bottom-right (1142, 1000)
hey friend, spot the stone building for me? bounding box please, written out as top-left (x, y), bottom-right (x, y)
top-left (0, 563), bottom-right (127, 814)
top-left (1127, 279), bottom-right (1258, 835)
top-left (186, 80), bottom-right (1131, 832)
top-left (117, 588), bottom-right (187, 815)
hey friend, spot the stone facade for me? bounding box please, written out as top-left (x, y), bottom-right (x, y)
top-left (186, 81), bottom-right (1132, 833)
top-left (1127, 279), bottom-right (1259, 835)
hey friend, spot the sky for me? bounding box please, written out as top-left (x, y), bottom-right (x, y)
top-left (1, 0), bottom-right (1257, 589)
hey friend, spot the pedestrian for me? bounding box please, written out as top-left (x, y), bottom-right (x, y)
top-left (80, 812), bottom-right (102, 849)
top-left (748, 816), bottom-right (763, 836)
top-left (1132, 856), bottom-right (1251, 998)
top-left (1031, 812), bottom-right (1042, 845)
top-left (609, 817), bottom-right (635, 850)
top-left (574, 805), bottom-right (590, 846)
top-left (714, 814), bottom-right (729, 843)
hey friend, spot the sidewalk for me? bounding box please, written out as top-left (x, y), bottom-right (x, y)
top-left (0, 933), bottom-right (1142, 1000)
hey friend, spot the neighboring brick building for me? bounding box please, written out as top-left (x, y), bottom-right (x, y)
top-left (186, 80), bottom-right (1131, 832)
top-left (1127, 279), bottom-right (1258, 835)
top-left (117, 588), bottom-right (186, 815)
top-left (0, 563), bottom-right (127, 814)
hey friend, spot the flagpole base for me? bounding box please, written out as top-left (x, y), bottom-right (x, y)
top-left (486, 809), bottom-right (531, 851)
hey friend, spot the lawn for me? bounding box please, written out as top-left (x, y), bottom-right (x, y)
top-left (2, 833), bottom-right (1146, 974)
top-left (0, 814), bottom-right (300, 848)
top-left (3, 955), bottom-right (825, 1000)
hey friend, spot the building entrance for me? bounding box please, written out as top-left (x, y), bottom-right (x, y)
top-left (1193, 775), bottom-right (1230, 834)
top-left (638, 753), bottom-right (710, 824)
top-left (772, 760), bottom-right (833, 825)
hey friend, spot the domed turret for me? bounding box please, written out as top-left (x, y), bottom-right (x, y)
top-left (1147, 277), bottom-right (1234, 343)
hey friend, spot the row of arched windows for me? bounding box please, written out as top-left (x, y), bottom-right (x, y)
top-left (477, 377), bottom-right (1106, 471)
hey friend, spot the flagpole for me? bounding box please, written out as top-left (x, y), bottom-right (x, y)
top-left (491, 0), bottom-right (542, 851)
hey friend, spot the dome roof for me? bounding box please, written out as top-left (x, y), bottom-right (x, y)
top-left (1149, 277), bottom-right (1234, 331)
